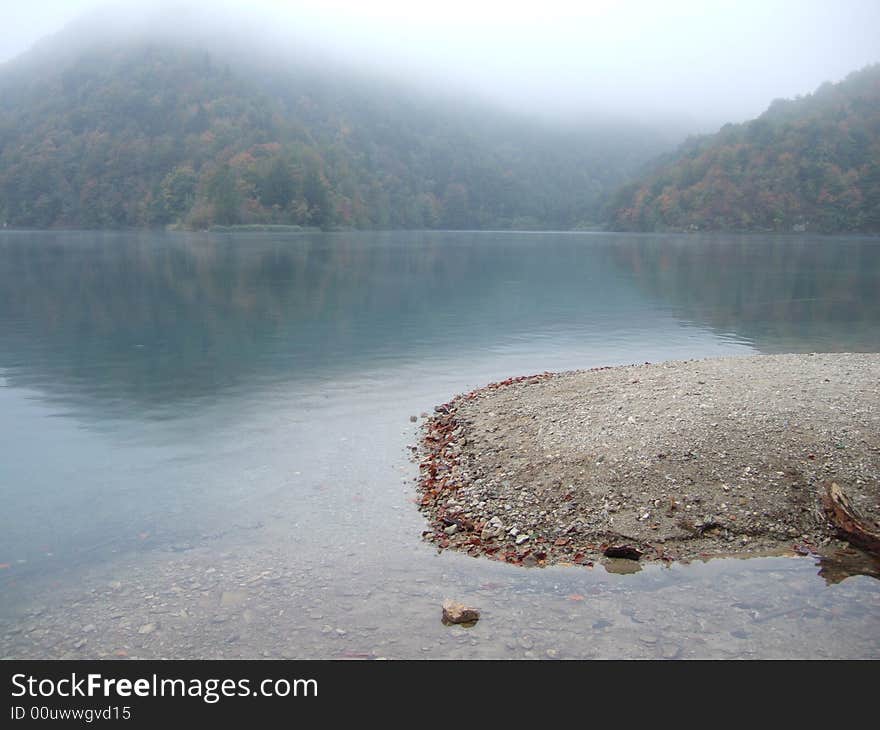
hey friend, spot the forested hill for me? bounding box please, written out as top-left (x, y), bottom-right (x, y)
top-left (0, 39), bottom-right (672, 231)
top-left (608, 65), bottom-right (880, 234)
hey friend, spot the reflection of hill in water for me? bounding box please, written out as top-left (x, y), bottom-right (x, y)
top-left (0, 231), bottom-right (649, 415)
top-left (610, 235), bottom-right (880, 353)
top-left (2, 231), bottom-right (876, 418)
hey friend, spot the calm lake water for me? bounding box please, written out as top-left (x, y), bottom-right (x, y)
top-left (1, 230), bottom-right (878, 659)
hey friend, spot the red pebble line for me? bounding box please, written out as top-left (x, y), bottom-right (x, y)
top-left (417, 373), bottom-right (553, 565)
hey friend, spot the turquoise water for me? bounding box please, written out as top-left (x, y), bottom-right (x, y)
top-left (1, 230), bottom-right (878, 658)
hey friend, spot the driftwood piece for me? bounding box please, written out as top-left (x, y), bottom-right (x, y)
top-left (821, 482), bottom-right (880, 555)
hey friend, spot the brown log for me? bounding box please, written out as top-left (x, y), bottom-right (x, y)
top-left (821, 482), bottom-right (880, 555)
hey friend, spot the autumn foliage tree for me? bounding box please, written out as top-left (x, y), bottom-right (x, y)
top-left (0, 40), bottom-right (670, 231)
top-left (608, 65), bottom-right (880, 234)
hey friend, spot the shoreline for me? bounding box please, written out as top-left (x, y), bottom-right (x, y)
top-left (416, 353), bottom-right (880, 569)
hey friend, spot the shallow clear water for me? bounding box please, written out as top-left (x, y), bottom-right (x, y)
top-left (1, 230), bottom-right (878, 659)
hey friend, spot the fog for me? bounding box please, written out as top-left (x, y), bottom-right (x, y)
top-left (3, 0), bottom-right (880, 131)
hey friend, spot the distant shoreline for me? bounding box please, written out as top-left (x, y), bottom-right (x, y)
top-left (2, 225), bottom-right (879, 238)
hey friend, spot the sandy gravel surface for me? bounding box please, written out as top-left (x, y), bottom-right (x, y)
top-left (417, 354), bottom-right (880, 567)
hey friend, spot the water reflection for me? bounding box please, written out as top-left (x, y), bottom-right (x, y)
top-left (2, 230), bottom-right (674, 416)
top-left (611, 234), bottom-right (880, 352)
top-left (2, 231), bottom-right (877, 420)
top-left (816, 547), bottom-right (880, 585)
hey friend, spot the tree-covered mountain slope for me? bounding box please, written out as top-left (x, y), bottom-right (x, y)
top-left (0, 37), bottom-right (671, 231)
top-left (607, 65), bottom-right (880, 234)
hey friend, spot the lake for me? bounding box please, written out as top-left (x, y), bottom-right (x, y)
top-left (1, 230), bottom-right (878, 659)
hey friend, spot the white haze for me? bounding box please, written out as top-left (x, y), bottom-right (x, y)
top-left (2, 0), bottom-right (879, 131)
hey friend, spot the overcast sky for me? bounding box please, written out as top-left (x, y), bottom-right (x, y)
top-left (3, 0), bottom-right (879, 129)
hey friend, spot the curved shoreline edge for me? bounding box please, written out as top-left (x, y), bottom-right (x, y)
top-left (415, 354), bottom-right (880, 570)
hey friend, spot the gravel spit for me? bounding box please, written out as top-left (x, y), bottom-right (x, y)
top-left (417, 353), bottom-right (880, 567)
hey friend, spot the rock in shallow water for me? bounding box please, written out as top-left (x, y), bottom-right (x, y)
top-left (441, 599), bottom-right (480, 625)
